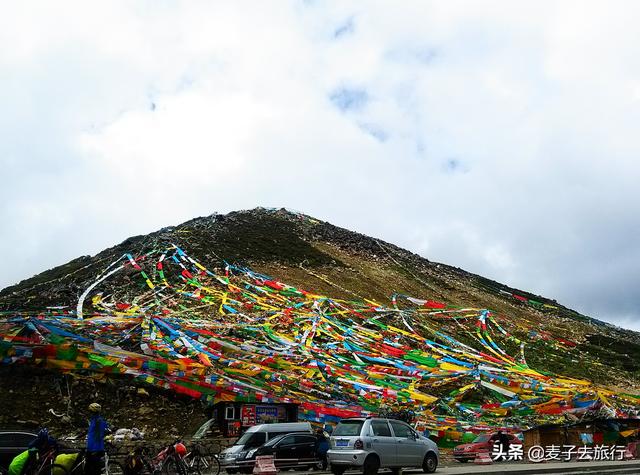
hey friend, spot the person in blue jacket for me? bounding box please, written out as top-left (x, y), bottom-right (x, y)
top-left (314, 428), bottom-right (330, 470)
top-left (85, 403), bottom-right (110, 475)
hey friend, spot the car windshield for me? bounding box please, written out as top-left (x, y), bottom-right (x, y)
top-left (235, 431), bottom-right (266, 448)
top-left (473, 434), bottom-right (491, 443)
top-left (334, 421), bottom-right (364, 436)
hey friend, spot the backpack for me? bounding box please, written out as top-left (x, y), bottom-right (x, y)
top-left (8, 449), bottom-right (35, 475)
top-left (53, 453), bottom-right (81, 475)
top-left (123, 451), bottom-right (145, 475)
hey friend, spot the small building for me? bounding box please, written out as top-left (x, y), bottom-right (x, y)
top-left (204, 401), bottom-right (300, 438)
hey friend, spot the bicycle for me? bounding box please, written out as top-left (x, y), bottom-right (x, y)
top-left (63, 449), bottom-right (124, 475)
top-left (182, 445), bottom-right (220, 475)
top-left (24, 447), bottom-right (70, 475)
top-left (124, 441), bottom-right (187, 475)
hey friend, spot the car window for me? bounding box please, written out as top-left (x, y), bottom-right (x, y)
top-left (371, 420), bottom-right (392, 437)
top-left (17, 434), bottom-right (37, 446)
top-left (263, 434), bottom-right (287, 447)
top-left (294, 435), bottom-right (315, 444)
top-left (333, 421), bottom-right (364, 436)
top-left (193, 420), bottom-right (214, 439)
top-left (389, 421), bottom-right (412, 438)
top-left (278, 435), bottom-right (295, 446)
top-left (267, 431), bottom-right (300, 440)
top-left (473, 434), bottom-right (491, 443)
top-left (0, 433), bottom-right (36, 446)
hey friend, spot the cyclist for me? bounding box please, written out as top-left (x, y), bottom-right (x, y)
top-left (8, 428), bottom-right (57, 475)
top-left (85, 403), bottom-right (110, 475)
top-left (314, 428), bottom-right (329, 470)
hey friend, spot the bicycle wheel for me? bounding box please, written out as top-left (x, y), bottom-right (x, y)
top-left (182, 455), bottom-right (200, 475)
top-left (162, 458), bottom-right (187, 475)
top-left (192, 454), bottom-right (220, 475)
top-left (106, 461), bottom-right (125, 475)
top-left (203, 455), bottom-right (220, 475)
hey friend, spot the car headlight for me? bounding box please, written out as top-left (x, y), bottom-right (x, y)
top-left (247, 449), bottom-right (258, 458)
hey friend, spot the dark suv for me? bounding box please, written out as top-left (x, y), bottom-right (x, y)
top-left (235, 433), bottom-right (320, 472)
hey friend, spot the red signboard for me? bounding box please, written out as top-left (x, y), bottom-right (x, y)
top-left (242, 405), bottom-right (256, 425)
top-left (228, 420), bottom-right (241, 437)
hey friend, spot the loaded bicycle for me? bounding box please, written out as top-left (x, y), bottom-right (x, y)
top-left (122, 440), bottom-right (220, 475)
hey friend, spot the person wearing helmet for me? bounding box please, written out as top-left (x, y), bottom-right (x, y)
top-left (8, 429), bottom-right (58, 475)
top-left (85, 403), bottom-right (110, 475)
top-left (174, 442), bottom-right (187, 458)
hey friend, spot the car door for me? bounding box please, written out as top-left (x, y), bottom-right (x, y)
top-left (273, 434), bottom-right (297, 468)
top-left (389, 421), bottom-right (423, 466)
top-left (294, 434), bottom-right (317, 464)
top-left (368, 419), bottom-right (397, 467)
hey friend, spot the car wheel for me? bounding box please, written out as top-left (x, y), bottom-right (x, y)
top-left (390, 468), bottom-right (401, 475)
top-left (422, 453), bottom-right (437, 474)
top-left (331, 467), bottom-right (345, 475)
top-left (362, 455), bottom-right (380, 475)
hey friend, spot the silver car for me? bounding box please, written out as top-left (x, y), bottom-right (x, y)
top-left (327, 418), bottom-right (439, 475)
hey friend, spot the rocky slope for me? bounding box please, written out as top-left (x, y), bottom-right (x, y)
top-left (1, 208), bottom-right (639, 436)
top-left (3, 208), bottom-right (639, 384)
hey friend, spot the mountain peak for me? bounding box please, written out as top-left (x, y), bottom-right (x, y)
top-left (1, 209), bottom-right (639, 436)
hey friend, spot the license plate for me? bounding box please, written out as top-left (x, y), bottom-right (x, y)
top-left (336, 440), bottom-right (348, 447)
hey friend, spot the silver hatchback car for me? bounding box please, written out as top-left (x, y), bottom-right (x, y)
top-left (327, 418), bottom-right (439, 475)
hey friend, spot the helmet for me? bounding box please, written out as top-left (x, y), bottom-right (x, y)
top-left (89, 403), bottom-right (102, 413)
top-left (174, 442), bottom-right (187, 457)
top-left (29, 428), bottom-right (56, 450)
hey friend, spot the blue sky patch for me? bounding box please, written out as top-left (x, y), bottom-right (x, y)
top-left (443, 158), bottom-right (467, 173)
top-left (359, 122), bottom-right (388, 142)
top-left (334, 16), bottom-right (355, 38)
top-left (329, 87), bottom-right (369, 112)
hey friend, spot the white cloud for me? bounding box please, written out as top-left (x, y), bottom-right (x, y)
top-left (1, 1), bottom-right (639, 330)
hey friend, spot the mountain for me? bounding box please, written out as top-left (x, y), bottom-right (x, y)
top-left (1, 208), bottom-right (639, 438)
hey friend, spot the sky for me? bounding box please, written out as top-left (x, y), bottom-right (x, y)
top-left (1, 1), bottom-right (639, 331)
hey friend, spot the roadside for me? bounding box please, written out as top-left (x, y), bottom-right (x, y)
top-left (254, 459), bottom-right (640, 475)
